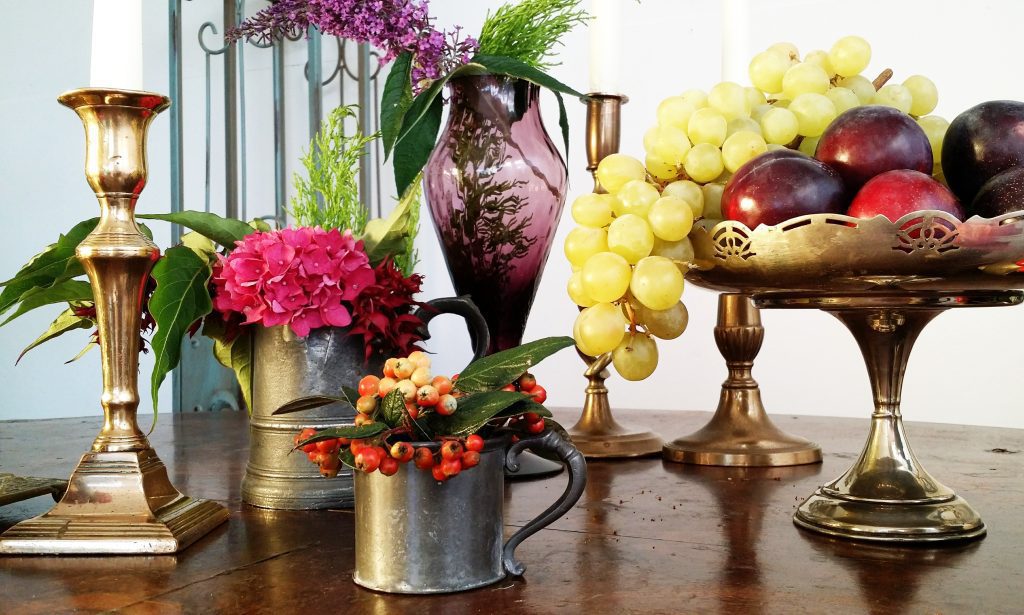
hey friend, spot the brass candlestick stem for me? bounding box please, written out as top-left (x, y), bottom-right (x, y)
top-left (662, 294), bottom-right (822, 466)
top-left (0, 89), bottom-right (228, 554)
top-left (567, 93), bottom-right (662, 458)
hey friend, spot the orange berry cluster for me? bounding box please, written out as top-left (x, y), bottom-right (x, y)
top-left (355, 350), bottom-right (458, 423)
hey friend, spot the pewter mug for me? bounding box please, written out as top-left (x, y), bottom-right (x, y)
top-left (242, 296), bottom-right (489, 510)
top-left (353, 431), bottom-right (587, 593)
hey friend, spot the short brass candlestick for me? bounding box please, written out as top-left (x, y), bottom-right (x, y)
top-left (567, 93), bottom-right (663, 458)
top-left (0, 89), bottom-right (228, 554)
top-left (663, 293), bottom-right (821, 466)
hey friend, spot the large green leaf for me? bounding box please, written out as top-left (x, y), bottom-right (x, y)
top-left (380, 52), bottom-right (414, 160)
top-left (454, 336), bottom-right (575, 393)
top-left (149, 246), bottom-right (214, 414)
top-left (228, 332), bottom-right (253, 413)
top-left (427, 390), bottom-right (533, 437)
top-left (138, 211), bottom-right (254, 249)
top-left (0, 218), bottom-right (97, 317)
top-left (0, 280), bottom-right (93, 327)
top-left (379, 388), bottom-right (406, 428)
top-left (17, 306), bottom-right (93, 364)
top-left (297, 423), bottom-right (386, 446)
top-left (361, 176), bottom-right (421, 265)
top-left (553, 90), bottom-right (570, 164)
top-left (470, 54), bottom-right (584, 98)
top-left (393, 96), bottom-right (443, 196)
top-left (273, 394), bottom-right (348, 415)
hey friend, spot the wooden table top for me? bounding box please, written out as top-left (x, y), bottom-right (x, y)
top-left (1, 409), bottom-right (1022, 614)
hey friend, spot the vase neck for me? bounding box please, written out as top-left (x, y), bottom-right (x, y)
top-left (447, 75), bottom-right (541, 123)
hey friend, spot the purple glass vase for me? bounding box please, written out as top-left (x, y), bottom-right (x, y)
top-left (424, 74), bottom-right (568, 354)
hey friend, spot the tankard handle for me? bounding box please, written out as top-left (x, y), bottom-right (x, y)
top-left (414, 295), bottom-right (490, 361)
top-left (502, 430), bottom-right (588, 576)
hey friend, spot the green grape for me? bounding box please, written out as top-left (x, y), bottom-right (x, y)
top-left (837, 75), bottom-right (876, 104)
top-left (611, 333), bottom-right (659, 381)
top-left (782, 62), bottom-right (830, 100)
top-left (708, 81), bottom-right (750, 121)
top-left (722, 131), bottom-right (768, 173)
top-left (767, 42), bottom-right (799, 62)
top-left (873, 84), bottom-right (913, 114)
top-left (648, 125), bottom-right (692, 163)
top-left (687, 107), bottom-right (728, 147)
top-left (651, 237), bottom-right (695, 271)
top-left (772, 98), bottom-right (791, 109)
top-left (595, 153), bottom-right (646, 194)
top-left (679, 88), bottom-right (708, 108)
top-left (607, 213), bottom-right (655, 264)
top-left (828, 35), bottom-right (871, 77)
top-left (581, 252), bottom-right (631, 303)
top-left (574, 302), bottom-right (627, 356)
top-left (798, 135), bottom-right (820, 156)
top-left (903, 75), bottom-right (938, 116)
top-left (643, 126), bottom-right (658, 152)
top-left (789, 93), bottom-right (837, 137)
top-left (760, 107), bottom-right (799, 145)
top-left (567, 270), bottom-right (596, 307)
top-left (701, 183), bottom-right (725, 220)
top-left (825, 87), bottom-right (860, 116)
top-left (803, 50), bottom-right (835, 76)
top-left (745, 87), bottom-right (767, 110)
top-left (630, 256), bottom-right (684, 310)
top-left (662, 180), bottom-right (704, 217)
top-left (646, 155), bottom-right (681, 182)
top-left (765, 143), bottom-right (788, 152)
top-left (727, 117), bottom-right (762, 137)
top-left (573, 316), bottom-right (599, 356)
top-left (647, 196), bottom-right (695, 241)
top-left (656, 96), bottom-right (697, 131)
top-left (564, 226), bottom-right (608, 267)
top-left (751, 103), bottom-right (774, 122)
top-left (917, 115), bottom-right (949, 171)
top-left (748, 50), bottom-right (790, 94)
top-left (571, 193), bottom-right (614, 228)
top-left (636, 301), bottom-right (689, 340)
top-left (684, 143), bottom-right (725, 184)
top-left (616, 180), bottom-right (661, 218)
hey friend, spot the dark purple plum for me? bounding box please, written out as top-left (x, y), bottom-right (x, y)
top-left (970, 166), bottom-right (1024, 218)
top-left (847, 169), bottom-right (963, 222)
top-left (942, 100), bottom-right (1024, 204)
top-left (722, 153), bottom-right (847, 228)
top-left (815, 105), bottom-right (932, 192)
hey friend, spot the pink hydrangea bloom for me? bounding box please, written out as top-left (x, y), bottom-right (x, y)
top-left (212, 227), bottom-right (375, 337)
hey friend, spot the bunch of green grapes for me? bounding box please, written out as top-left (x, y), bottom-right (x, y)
top-left (565, 153), bottom-right (701, 381)
top-left (643, 36), bottom-right (950, 202)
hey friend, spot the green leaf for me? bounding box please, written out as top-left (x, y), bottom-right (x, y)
top-left (338, 448), bottom-right (357, 470)
top-left (229, 332), bottom-right (253, 413)
top-left (553, 89), bottom-right (570, 164)
top-left (361, 176), bottom-right (421, 265)
top-left (0, 218), bottom-right (97, 317)
top-left (149, 246), bottom-right (214, 415)
top-left (297, 423), bottom-right (386, 446)
top-left (341, 386), bottom-right (359, 407)
top-left (379, 388), bottom-right (406, 428)
top-left (380, 52), bottom-right (414, 159)
top-left (499, 396), bottom-right (553, 419)
top-left (138, 211), bottom-right (254, 249)
top-left (427, 390), bottom-right (531, 437)
top-left (17, 307), bottom-right (93, 364)
top-left (273, 394), bottom-right (348, 415)
top-left (249, 218), bottom-right (273, 232)
top-left (393, 96), bottom-right (442, 196)
top-left (65, 340), bottom-right (96, 364)
top-left (455, 336), bottom-right (575, 393)
top-left (470, 54), bottom-right (584, 98)
top-left (181, 231), bottom-right (218, 262)
top-left (0, 280), bottom-right (93, 327)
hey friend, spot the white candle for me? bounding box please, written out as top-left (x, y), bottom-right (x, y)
top-left (720, 0), bottom-right (750, 83)
top-left (90, 0), bottom-right (144, 90)
top-left (589, 0), bottom-right (622, 94)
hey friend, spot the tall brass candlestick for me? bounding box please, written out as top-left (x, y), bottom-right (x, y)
top-left (0, 89), bottom-right (228, 554)
top-left (566, 94), bottom-right (663, 458)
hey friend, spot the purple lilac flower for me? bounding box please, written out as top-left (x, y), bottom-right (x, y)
top-left (229, 0), bottom-right (477, 91)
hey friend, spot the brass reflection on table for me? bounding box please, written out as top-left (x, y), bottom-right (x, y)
top-left (0, 89), bottom-right (228, 554)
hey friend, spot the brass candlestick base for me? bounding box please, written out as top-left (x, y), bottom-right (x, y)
top-left (663, 294), bottom-right (821, 466)
top-left (0, 89), bottom-right (228, 555)
top-left (757, 290), bottom-right (1022, 543)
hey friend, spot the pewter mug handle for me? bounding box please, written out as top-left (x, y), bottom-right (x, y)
top-left (502, 430), bottom-right (588, 576)
top-left (414, 295), bottom-right (490, 360)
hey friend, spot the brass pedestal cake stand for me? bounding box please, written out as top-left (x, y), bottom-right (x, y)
top-left (662, 293), bottom-right (822, 466)
top-left (686, 210), bottom-right (1024, 543)
top-left (0, 89), bottom-right (228, 555)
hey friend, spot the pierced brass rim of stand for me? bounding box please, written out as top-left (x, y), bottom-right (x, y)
top-left (663, 294), bottom-right (822, 467)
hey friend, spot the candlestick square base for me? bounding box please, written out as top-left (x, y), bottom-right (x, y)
top-left (0, 448), bottom-right (229, 554)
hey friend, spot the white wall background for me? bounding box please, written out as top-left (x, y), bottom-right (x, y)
top-left (2, 0), bottom-right (1023, 429)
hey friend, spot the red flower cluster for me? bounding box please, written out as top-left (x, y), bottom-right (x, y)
top-left (348, 259), bottom-right (428, 362)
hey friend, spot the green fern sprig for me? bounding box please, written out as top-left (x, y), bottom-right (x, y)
top-left (476, 0), bottom-right (588, 70)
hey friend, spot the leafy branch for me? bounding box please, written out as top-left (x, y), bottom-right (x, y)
top-left (477, 0), bottom-right (588, 70)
